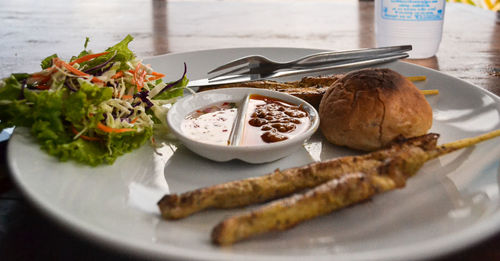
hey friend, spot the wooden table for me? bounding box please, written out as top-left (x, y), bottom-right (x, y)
top-left (0, 0), bottom-right (499, 260)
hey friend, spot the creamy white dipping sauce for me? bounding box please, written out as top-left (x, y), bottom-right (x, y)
top-left (181, 102), bottom-right (238, 145)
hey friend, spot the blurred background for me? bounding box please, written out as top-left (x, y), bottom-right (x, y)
top-left (448, 0), bottom-right (500, 11)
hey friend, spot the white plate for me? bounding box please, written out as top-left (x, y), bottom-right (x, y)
top-left (8, 47), bottom-right (500, 261)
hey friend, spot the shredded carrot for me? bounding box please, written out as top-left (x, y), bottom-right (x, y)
top-left (31, 68), bottom-right (53, 78)
top-left (30, 75), bottom-right (51, 84)
top-left (79, 134), bottom-right (101, 141)
top-left (139, 70), bottom-right (147, 87)
top-left (134, 62), bottom-right (147, 92)
top-left (30, 67), bottom-right (56, 84)
top-left (130, 117), bottom-right (138, 124)
top-left (36, 84), bottom-right (50, 90)
top-left (54, 58), bottom-right (86, 76)
top-left (146, 75), bottom-right (164, 82)
top-left (121, 94), bottom-right (133, 100)
top-left (30, 74), bottom-right (49, 80)
top-left (69, 51), bottom-right (109, 65)
top-left (111, 71), bottom-right (124, 79)
top-left (134, 62), bottom-right (141, 89)
top-left (151, 71), bottom-right (165, 77)
top-left (71, 126), bottom-right (101, 141)
top-left (90, 76), bottom-right (102, 83)
top-left (90, 76), bottom-right (103, 84)
top-left (53, 58), bottom-right (103, 83)
top-left (97, 122), bottom-right (135, 133)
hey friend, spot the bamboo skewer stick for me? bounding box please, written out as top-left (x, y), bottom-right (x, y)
top-left (434, 128), bottom-right (500, 157)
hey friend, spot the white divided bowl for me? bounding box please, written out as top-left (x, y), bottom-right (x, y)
top-left (167, 87), bottom-right (320, 163)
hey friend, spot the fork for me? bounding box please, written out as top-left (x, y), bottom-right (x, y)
top-left (207, 45), bottom-right (412, 81)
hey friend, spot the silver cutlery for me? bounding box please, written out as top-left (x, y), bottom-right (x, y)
top-left (207, 45), bottom-right (412, 81)
top-left (187, 50), bottom-right (409, 88)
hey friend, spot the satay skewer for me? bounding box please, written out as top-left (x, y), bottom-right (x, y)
top-left (158, 133), bottom-right (439, 220)
top-left (211, 129), bottom-right (500, 245)
top-left (158, 129), bottom-right (500, 220)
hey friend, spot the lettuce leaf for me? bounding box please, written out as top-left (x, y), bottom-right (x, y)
top-left (41, 127), bottom-right (152, 166)
top-left (0, 76), bottom-right (32, 129)
top-left (27, 88), bottom-right (67, 143)
top-left (12, 73), bottom-right (31, 82)
top-left (153, 75), bottom-right (189, 101)
top-left (0, 76), bottom-right (151, 166)
top-left (0, 75), bottom-right (23, 100)
top-left (84, 37), bottom-right (90, 49)
top-left (81, 34), bottom-right (135, 71)
top-left (64, 79), bottom-right (112, 129)
top-left (71, 50), bottom-right (90, 63)
top-left (41, 54), bottom-right (58, 69)
top-left (44, 138), bottom-right (115, 166)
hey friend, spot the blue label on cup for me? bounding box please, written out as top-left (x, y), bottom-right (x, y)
top-left (381, 0), bottom-right (445, 21)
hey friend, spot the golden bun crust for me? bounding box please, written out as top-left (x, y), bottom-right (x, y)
top-left (319, 68), bottom-right (433, 151)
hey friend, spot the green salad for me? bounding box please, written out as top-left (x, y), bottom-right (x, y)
top-left (0, 35), bottom-right (188, 166)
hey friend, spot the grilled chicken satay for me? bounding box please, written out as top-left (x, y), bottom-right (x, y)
top-left (211, 129), bottom-right (500, 245)
top-left (158, 134), bottom-right (440, 220)
top-left (211, 147), bottom-right (429, 245)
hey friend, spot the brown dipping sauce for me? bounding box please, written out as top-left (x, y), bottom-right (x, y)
top-left (242, 94), bottom-right (310, 145)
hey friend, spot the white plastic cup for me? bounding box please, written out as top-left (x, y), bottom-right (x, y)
top-left (374, 0), bottom-right (446, 59)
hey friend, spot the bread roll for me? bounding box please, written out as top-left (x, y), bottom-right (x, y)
top-left (319, 68), bottom-right (432, 151)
